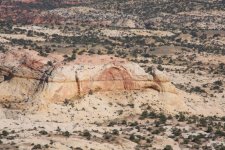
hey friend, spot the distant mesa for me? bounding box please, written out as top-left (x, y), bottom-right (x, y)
top-left (0, 49), bottom-right (177, 103)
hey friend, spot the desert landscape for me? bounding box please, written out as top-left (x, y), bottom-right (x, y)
top-left (0, 0), bottom-right (225, 150)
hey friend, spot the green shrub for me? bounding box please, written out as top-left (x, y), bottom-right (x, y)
top-left (39, 130), bottom-right (48, 135)
top-left (215, 130), bottom-right (225, 137)
top-left (32, 144), bottom-right (41, 150)
top-left (83, 130), bottom-right (91, 140)
top-left (159, 113), bottom-right (167, 124)
top-left (112, 129), bottom-right (119, 135)
top-left (172, 128), bottom-right (181, 136)
top-left (2, 130), bottom-right (9, 136)
top-left (62, 131), bottom-right (70, 137)
top-left (164, 145), bottom-right (173, 150)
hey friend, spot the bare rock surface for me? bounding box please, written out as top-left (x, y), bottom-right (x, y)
top-left (0, 49), bottom-right (178, 106)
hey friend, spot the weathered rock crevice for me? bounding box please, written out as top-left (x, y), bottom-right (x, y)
top-left (75, 71), bottom-right (81, 96)
top-left (35, 65), bottom-right (56, 92)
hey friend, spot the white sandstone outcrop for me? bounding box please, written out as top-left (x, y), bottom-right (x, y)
top-left (0, 49), bottom-right (178, 105)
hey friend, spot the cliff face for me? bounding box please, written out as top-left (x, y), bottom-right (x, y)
top-left (0, 50), bottom-right (177, 103)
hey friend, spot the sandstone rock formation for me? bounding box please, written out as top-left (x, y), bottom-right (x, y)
top-left (0, 49), bottom-right (177, 104)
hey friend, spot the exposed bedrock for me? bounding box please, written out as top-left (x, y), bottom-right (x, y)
top-left (0, 49), bottom-right (177, 104)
